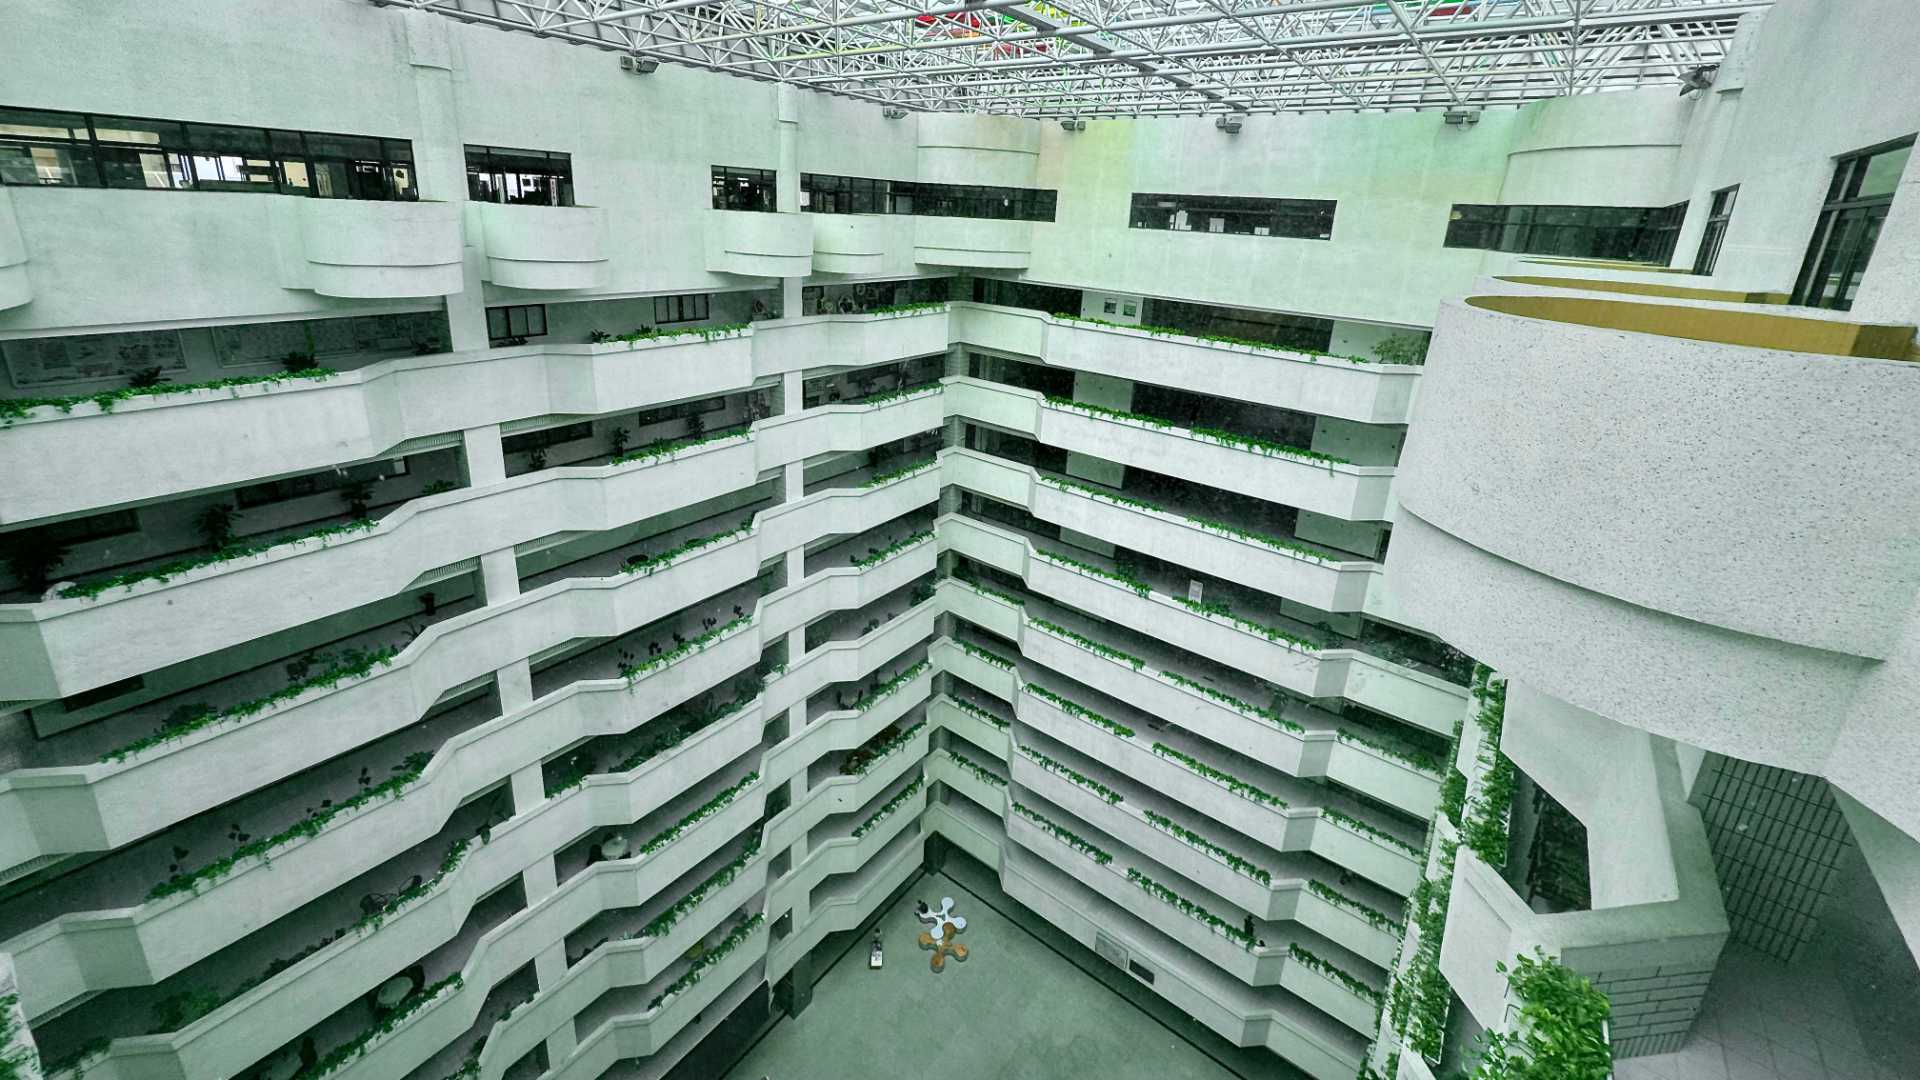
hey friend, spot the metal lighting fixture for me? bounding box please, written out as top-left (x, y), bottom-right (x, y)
top-left (1215, 114), bottom-right (1245, 134)
top-left (1061, 117), bottom-right (1086, 132)
top-left (882, 107), bottom-right (909, 119)
top-left (1442, 108), bottom-right (1481, 125)
top-left (394, 0), bottom-right (1771, 119)
top-left (1678, 64), bottom-right (1720, 95)
top-left (619, 54), bottom-right (658, 75)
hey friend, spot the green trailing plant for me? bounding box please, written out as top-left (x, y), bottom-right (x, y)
top-left (1141, 809), bottom-right (1270, 884)
top-left (1387, 839), bottom-right (1458, 1063)
top-left (941, 749), bottom-right (1007, 788)
top-left (852, 777), bottom-right (925, 838)
top-left (1336, 728), bottom-right (1444, 776)
top-left (1127, 868), bottom-right (1256, 949)
top-left (867, 300), bottom-right (948, 316)
top-left (1307, 879), bottom-right (1405, 936)
top-left (193, 503), bottom-right (240, 551)
top-left (844, 720), bottom-right (927, 775)
top-left (1459, 950), bottom-right (1612, 1080)
top-left (421, 479), bottom-right (459, 495)
top-left (622, 523), bottom-right (753, 576)
top-left (58, 516), bottom-right (377, 600)
top-left (1289, 943), bottom-right (1383, 1005)
top-left (1042, 396), bottom-right (1347, 467)
top-left (100, 646), bottom-right (399, 763)
top-left (607, 425), bottom-right (630, 458)
top-left (645, 913), bottom-right (765, 1011)
top-left (1324, 807), bottom-right (1424, 859)
top-left (305, 973), bottom-right (463, 1077)
top-left (849, 662), bottom-right (931, 714)
top-left (1019, 745), bottom-right (1122, 804)
top-left (609, 427), bottom-right (749, 468)
top-left (1158, 671), bottom-right (1304, 734)
top-left (1048, 312), bottom-right (1381, 365)
top-left (1027, 617), bottom-right (1145, 670)
top-left (1036, 547), bottom-right (1149, 597)
top-left (1023, 682), bottom-right (1133, 738)
top-left (850, 383), bottom-right (942, 408)
top-left (952, 572), bottom-right (1024, 608)
top-left (862, 457), bottom-right (937, 487)
top-left (1371, 333), bottom-right (1430, 366)
top-left (1462, 671), bottom-right (1516, 867)
top-left (0, 366), bottom-right (339, 427)
top-left (1170, 595), bottom-right (1322, 650)
top-left (852, 530), bottom-right (932, 568)
top-left (954, 639), bottom-right (1015, 670)
top-left (596, 323), bottom-right (750, 347)
top-left (147, 751), bottom-right (433, 901)
top-left (636, 772), bottom-right (759, 859)
top-left (1037, 475), bottom-right (1336, 563)
top-left (0, 993), bottom-right (32, 1080)
top-left (1438, 768), bottom-right (1469, 823)
top-left (619, 617), bottom-right (751, 685)
top-left (631, 840), bottom-right (762, 942)
top-left (945, 695), bottom-right (1010, 730)
top-left (353, 835), bottom-right (478, 934)
top-left (1150, 742), bottom-right (1287, 808)
top-left (338, 478), bottom-right (375, 518)
top-left (150, 988), bottom-right (224, 1034)
top-left (1011, 801), bottom-right (1112, 863)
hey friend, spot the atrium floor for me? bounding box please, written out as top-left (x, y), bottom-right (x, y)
top-left (723, 872), bottom-right (1242, 1080)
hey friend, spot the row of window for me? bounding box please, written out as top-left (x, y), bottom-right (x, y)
top-left (1128, 192), bottom-right (1336, 240)
top-left (710, 168), bottom-right (1062, 222)
top-left (484, 294), bottom-right (711, 345)
top-left (466, 145), bottom-right (573, 207)
top-left (0, 105), bottom-right (418, 200)
top-left (1443, 201), bottom-right (1689, 264)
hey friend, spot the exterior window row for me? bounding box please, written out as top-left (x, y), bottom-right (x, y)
top-left (1692, 185), bottom-right (1738, 276)
top-left (1443, 201), bottom-right (1687, 263)
top-left (487, 303), bottom-right (548, 343)
top-left (465, 144), bottom-right (573, 206)
top-left (1791, 136), bottom-right (1912, 310)
top-left (0, 105), bottom-right (416, 200)
top-left (799, 172), bottom-right (1059, 221)
top-left (1128, 192), bottom-right (1336, 239)
top-left (712, 165), bottom-right (777, 212)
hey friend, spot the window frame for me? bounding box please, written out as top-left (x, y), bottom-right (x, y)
top-left (652, 293), bottom-right (711, 325)
top-left (465, 144), bottom-right (574, 207)
top-left (1128, 191), bottom-right (1336, 240)
top-left (1790, 136), bottom-right (1914, 310)
top-left (1692, 185), bottom-right (1739, 276)
top-left (486, 304), bottom-right (549, 343)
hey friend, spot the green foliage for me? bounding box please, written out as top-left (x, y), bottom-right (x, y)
top-left (150, 987), bottom-right (224, 1034)
top-left (1150, 742), bottom-right (1287, 808)
top-left (1336, 727), bottom-right (1445, 776)
top-left (1463, 672), bottom-right (1516, 868)
top-left (852, 530), bottom-right (933, 568)
top-left (849, 384), bottom-right (942, 409)
top-left (944, 695), bottom-right (1010, 730)
top-left (636, 772), bottom-right (759, 859)
top-left (1372, 334), bottom-right (1430, 366)
top-left (0, 994), bottom-right (31, 1080)
top-left (1036, 474), bottom-right (1337, 563)
top-left (632, 839), bottom-right (763, 943)
top-left (101, 646), bottom-right (399, 763)
top-left (147, 751), bottom-right (433, 901)
top-left (0, 366), bottom-right (340, 427)
top-left (862, 457), bottom-right (937, 487)
top-left (954, 639), bottom-right (1016, 670)
top-left (848, 663), bottom-right (931, 715)
top-left (940, 749), bottom-right (1007, 788)
top-left (1438, 768), bottom-right (1469, 823)
top-left (618, 617), bottom-right (751, 685)
top-left (1049, 312), bottom-right (1383, 365)
top-left (609, 427), bottom-right (749, 468)
top-left (1023, 682), bottom-right (1134, 738)
top-left (593, 323), bottom-right (750, 346)
top-left (645, 913), bottom-right (765, 1011)
top-left (58, 516), bottom-right (378, 600)
top-left (1141, 808), bottom-right (1270, 884)
top-left (421, 479), bottom-right (460, 495)
top-left (1042, 394), bottom-right (1352, 467)
top-left (1157, 671), bottom-right (1304, 733)
top-left (953, 572), bottom-right (1024, 607)
top-left (866, 301), bottom-right (948, 316)
top-left (1127, 867), bottom-right (1257, 949)
top-left (622, 522), bottom-right (752, 576)
top-left (1019, 745), bottom-right (1122, 804)
top-left (306, 973), bottom-right (463, 1077)
top-left (1169, 595), bottom-right (1323, 650)
top-left (843, 720), bottom-right (928, 775)
top-left (1289, 943), bottom-right (1383, 1005)
top-left (1323, 807), bottom-right (1424, 859)
top-left (1461, 950), bottom-right (1612, 1080)
top-left (1307, 879), bottom-right (1405, 936)
top-left (352, 835), bottom-right (478, 934)
top-left (1027, 617), bottom-right (1145, 669)
top-left (852, 777), bottom-right (925, 838)
top-left (1036, 547), bottom-right (1149, 596)
top-left (1012, 800), bottom-right (1112, 863)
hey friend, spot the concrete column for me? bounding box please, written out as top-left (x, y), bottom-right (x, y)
top-left (510, 764), bottom-right (545, 814)
top-left (401, 11), bottom-right (488, 353)
top-left (521, 848), bottom-right (558, 904)
top-left (462, 425), bottom-right (507, 486)
top-left (775, 84), bottom-right (807, 326)
top-left (478, 548), bottom-right (520, 605)
top-left (785, 546), bottom-right (805, 588)
top-left (544, 1018), bottom-right (578, 1071)
top-left (496, 658), bottom-right (533, 713)
top-left (783, 461), bottom-right (805, 503)
top-left (786, 627), bottom-right (806, 672)
top-left (1060, 372), bottom-right (1132, 557)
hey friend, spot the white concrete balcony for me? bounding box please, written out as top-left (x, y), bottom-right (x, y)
top-left (0, 470), bottom-right (934, 874)
top-left (765, 820), bottom-right (925, 984)
top-left (704, 210), bottom-right (813, 277)
top-left (912, 216), bottom-right (1032, 269)
top-left (552, 922), bottom-right (769, 1080)
top-left (475, 202), bottom-right (610, 290)
top-left (0, 393), bottom-right (941, 701)
top-left (926, 693), bottom-right (1009, 760)
top-left (1002, 849), bottom-right (1367, 1080)
top-left (287, 197), bottom-right (464, 298)
top-left (0, 187), bottom-right (28, 311)
top-left (0, 330), bottom-right (755, 528)
top-left (937, 512), bottom-right (1465, 736)
top-left (1012, 684), bottom-right (1423, 896)
top-left (761, 664), bottom-right (934, 787)
top-left (762, 719), bottom-right (932, 858)
top-left (939, 447), bottom-right (1384, 615)
top-left (39, 766), bottom-right (766, 1079)
top-left (747, 305), bottom-right (951, 379)
top-left (924, 745), bottom-right (1008, 815)
top-left (808, 213), bottom-right (890, 274)
top-left (1389, 289), bottom-right (1920, 836)
top-left (943, 378), bottom-right (1396, 522)
top-left (946, 305), bottom-right (1421, 426)
top-left (922, 797), bottom-right (1005, 872)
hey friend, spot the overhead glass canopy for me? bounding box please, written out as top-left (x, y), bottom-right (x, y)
top-left (383, 0), bottom-right (1770, 117)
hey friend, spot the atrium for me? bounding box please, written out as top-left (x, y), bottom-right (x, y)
top-left (0, 2), bottom-right (1915, 1079)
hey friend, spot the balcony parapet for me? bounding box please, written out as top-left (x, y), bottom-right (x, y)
top-left (809, 213), bottom-right (891, 274)
top-left (705, 210), bottom-right (812, 277)
top-left (0, 186), bottom-right (29, 311)
top-left (285, 197), bottom-right (463, 299)
top-left (912, 216), bottom-right (1032, 270)
top-left (475, 202), bottom-right (609, 290)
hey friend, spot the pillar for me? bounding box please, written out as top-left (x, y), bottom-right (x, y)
top-left (401, 11), bottom-right (489, 353)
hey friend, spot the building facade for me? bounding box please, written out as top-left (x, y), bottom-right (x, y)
top-left (0, 1), bottom-right (1915, 1079)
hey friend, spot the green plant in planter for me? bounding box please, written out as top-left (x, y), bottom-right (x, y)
top-left (149, 988), bottom-right (224, 1033)
top-left (193, 503), bottom-right (240, 552)
top-left (607, 425), bottom-right (630, 458)
top-left (421, 479), bottom-right (459, 496)
top-left (282, 351), bottom-right (320, 372)
top-left (1372, 333), bottom-right (1429, 366)
top-left (338, 478), bottom-right (375, 519)
top-left (1460, 950), bottom-right (1612, 1080)
top-left (0, 531), bottom-right (67, 594)
top-left (126, 365), bottom-right (167, 388)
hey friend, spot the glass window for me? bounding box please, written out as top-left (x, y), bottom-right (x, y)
top-left (711, 166), bottom-right (777, 212)
top-left (1129, 192), bottom-right (1335, 240)
top-left (653, 293), bottom-right (711, 324)
top-left (1444, 201), bottom-right (1686, 264)
top-left (466, 145), bottom-right (574, 207)
top-left (1692, 185), bottom-right (1738, 275)
top-left (1792, 138), bottom-right (1913, 310)
top-left (486, 304), bottom-right (548, 342)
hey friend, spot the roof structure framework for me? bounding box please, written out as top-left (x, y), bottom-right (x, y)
top-left (382, 0), bottom-right (1771, 117)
